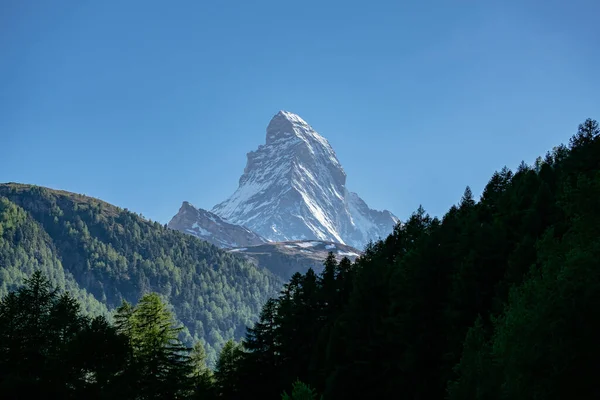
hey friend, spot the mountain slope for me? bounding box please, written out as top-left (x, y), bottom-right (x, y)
top-left (211, 110), bottom-right (398, 249)
top-left (228, 240), bottom-right (360, 280)
top-left (168, 201), bottom-right (267, 248)
top-left (0, 197), bottom-right (109, 316)
top-left (0, 183), bottom-right (282, 365)
top-left (167, 201), bottom-right (362, 279)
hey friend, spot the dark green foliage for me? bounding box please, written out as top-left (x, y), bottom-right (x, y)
top-left (190, 341), bottom-right (215, 399)
top-left (0, 197), bottom-right (108, 315)
top-left (115, 293), bottom-right (194, 399)
top-left (0, 271), bottom-right (130, 399)
top-left (214, 118), bottom-right (600, 400)
top-left (281, 380), bottom-right (323, 400)
top-left (214, 339), bottom-right (244, 399)
top-left (0, 184), bottom-right (282, 363)
top-left (0, 272), bottom-right (219, 399)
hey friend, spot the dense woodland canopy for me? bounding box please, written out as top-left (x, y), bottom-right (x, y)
top-left (0, 184), bottom-right (281, 364)
top-left (1, 118), bottom-right (599, 399)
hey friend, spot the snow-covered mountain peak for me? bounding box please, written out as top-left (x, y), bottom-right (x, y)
top-left (210, 111), bottom-right (398, 249)
top-left (266, 110), bottom-right (311, 141)
top-left (181, 200), bottom-right (196, 209)
top-left (266, 111), bottom-right (338, 157)
top-left (273, 110), bottom-right (309, 125)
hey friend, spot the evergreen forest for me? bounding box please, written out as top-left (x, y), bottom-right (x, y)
top-left (0, 184), bottom-right (281, 364)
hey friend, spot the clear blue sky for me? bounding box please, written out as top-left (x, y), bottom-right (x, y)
top-left (1, 0), bottom-right (599, 224)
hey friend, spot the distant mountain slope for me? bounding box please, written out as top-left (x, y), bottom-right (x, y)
top-left (211, 111), bottom-right (398, 249)
top-left (0, 197), bottom-right (108, 316)
top-left (168, 201), bottom-right (267, 248)
top-left (167, 202), bottom-right (361, 279)
top-left (228, 240), bottom-right (361, 280)
top-left (0, 183), bottom-right (282, 365)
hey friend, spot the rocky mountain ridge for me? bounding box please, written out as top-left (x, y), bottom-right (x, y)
top-left (167, 201), bottom-right (267, 248)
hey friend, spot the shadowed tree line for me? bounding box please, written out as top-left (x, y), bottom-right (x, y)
top-left (0, 271), bottom-right (214, 399)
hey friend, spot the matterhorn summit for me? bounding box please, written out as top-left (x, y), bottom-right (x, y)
top-left (210, 110), bottom-right (398, 249)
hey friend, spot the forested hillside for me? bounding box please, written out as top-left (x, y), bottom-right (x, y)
top-left (0, 197), bottom-right (109, 315)
top-left (0, 184), bottom-right (282, 364)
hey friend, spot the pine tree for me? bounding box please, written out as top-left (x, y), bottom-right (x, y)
top-left (281, 380), bottom-right (323, 400)
top-left (460, 186), bottom-right (475, 208)
top-left (214, 339), bottom-right (244, 399)
top-left (115, 293), bottom-right (193, 399)
top-left (319, 252), bottom-right (337, 300)
top-left (0, 271), bottom-right (59, 397)
top-left (189, 341), bottom-right (214, 399)
top-left (569, 118), bottom-right (599, 149)
top-left (244, 298), bottom-right (280, 363)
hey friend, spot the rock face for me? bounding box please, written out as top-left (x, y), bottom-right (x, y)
top-left (211, 110), bottom-right (398, 249)
top-left (168, 201), bottom-right (267, 248)
top-left (228, 240), bottom-right (361, 280)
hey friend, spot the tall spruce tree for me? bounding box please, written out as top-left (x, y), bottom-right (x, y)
top-left (189, 341), bottom-right (214, 399)
top-left (115, 293), bottom-right (193, 399)
top-left (214, 339), bottom-right (244, 399)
